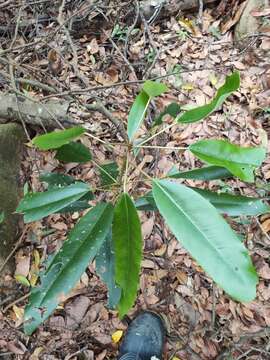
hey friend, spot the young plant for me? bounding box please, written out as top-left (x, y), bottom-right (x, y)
top-left (17, 72), bottom-right (269, 335)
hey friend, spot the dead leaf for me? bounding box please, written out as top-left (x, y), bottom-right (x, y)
top-left (7, 341), bottom-right (26, 355)
top-left (261, 219), bottom-right (270, 233)
top-left (142, 217), bottom-right (154, 238)
top-left (15, 254), bottom-right (30, 277)
top-left (65, 296), bottom-right (91, 329)
top-left (258, 262), bottom-right (270, 280)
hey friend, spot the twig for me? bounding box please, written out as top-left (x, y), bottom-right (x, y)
top-left (255, 217), bottom-right (270, 242)
top-left (57, 0), bottom-right (89, 87)
top-left (137, 123), bottom-right (176, 147)
top-left (134, 145), bottom-right (186, 150)
top-left (197, 0), bottom-right (204, 26)
top-left (42, 66), bottom-right (227, 99)
top-left (124, 0), bottom-right (140, 57)
top-left (84, 131), bottom-right (114, 150)
top-left (0, 226), bottom-right (29, 274)
top-left (84, 101), bottom-right (128, 142)
top-left (216, 327), bottom-right (270, 360)
top-left (16, 77), bottom-right (58, 94)
top-left (8, 6), bottom-right (23, 51)
top-left (3, 293), bottom-right (30, 313)
top-left (0, 0), bottom-right (12, 9)
top-left (64, 347), bottom-right (88, 360)
top-left (105, 31), bottom-right (138, 81)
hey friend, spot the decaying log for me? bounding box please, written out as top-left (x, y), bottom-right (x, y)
top-left (140, 0), bottom-right (218, 20)
top-left (0, 93), bottom-right (74, 128)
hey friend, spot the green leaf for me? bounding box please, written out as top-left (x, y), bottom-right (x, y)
top-left (154, 102), bottom-right (181, 126)
top-left (177, 72), bottom-right (240, 123)
top-left (167, 165), bottom-right (232, 180)
top-left (189, 139), bottom-right (266, 182)
top-left (152, 179), bottom-right (258, 302)
top-left (190, 187), bottom-right (270, 216)
top-left (127, 91), bottom-right (150, 141)
top-left (135, 192), bottom-right (157, 211)
top-left (16, 183), bottom-right (91, 222)
top-left (96, 230), bottom-right (121, 309)
top-left (142, 80), bottom-right (168, 97)
top-left (153, 102), bottom-right (182, 126)
top-left (113, 193), bottom-right (142, 317)
top-left (99, 162), bottom-right (119, 187)
top-left (39, 172), bottom-right (93, 213)
top-left (32, 126), bottom-right (85, 150)
top-left (127, 81), bottom-right (168, 141)
top-left (136, 187), bottom-right (270, 216)
top-left (40, 172), bottom-right (75, 187)
top-left (56, 200), bottom-right (91, 213)
top-left (55, 141), bottom-right (92, 163)
top-left (15, 274), bottom-right (30, 287)
top-left (24, 202), bottom-right (114, 335)
top-left (0, 211), bottom-right (4, 224)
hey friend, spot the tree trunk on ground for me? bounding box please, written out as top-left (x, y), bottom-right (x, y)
top-left (0, 123), bottom-right (24, 281)
top-left (140, 0), bottom-right (218, 20)
top-left (0, 93), bottom-right (73, 128)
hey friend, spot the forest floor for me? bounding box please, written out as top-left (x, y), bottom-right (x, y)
top-left (0, 1), bottom-right (270, 359)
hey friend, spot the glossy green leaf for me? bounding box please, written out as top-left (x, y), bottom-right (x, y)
top-left (40, 172), bottom-right (75, 187)
top-left (142, 80), bottom-right (168, 97)
top-left (127, 81), bottom-right (167, 141)
top-left (167, 165), bottom-right (232, 180)
top-left (56, 200), bottom-right (91, 213)
top-left (32, 126), bottom-right (85, 150)
top-left (127, 91), bottom-right (150, 141)
top-left (113, 193), bottom-right (142, 317)
top-left (152, 179), bottom-right (258, 302)
top-left (40, 172), bottom-right (93, 213)
top-left (189, 139), bottom-right (266, 182)
top-left (153, 102), bottom-right (182, 126)
top-left (177, 72), bottom-right (240, 123)
top-left (96, 230), bottom-right (121, 309)
top-left (24, 202), bottom-right (114, 335)
top-left (16, 183), bottom-right (91, 222)
top-left (99, 162), bottom-right (119, 187)
top-left (135, 189), bottom-right (270, 216)
top-left (135, 192), bottom-right (157, 211)
top-left (55, 141), bottom-right (92, 163)
top-left (191, 187), bottom-right (270, 216)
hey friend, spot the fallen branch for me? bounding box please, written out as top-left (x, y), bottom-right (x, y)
top-left (140, 0), bottom-right (217, 21)
top-left (0, 93), bottom-right (74, 127)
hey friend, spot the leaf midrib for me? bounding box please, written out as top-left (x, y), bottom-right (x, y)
top-left (122, 195), bottom-right (132, 293)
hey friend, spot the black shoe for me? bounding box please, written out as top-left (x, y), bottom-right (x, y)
top-left (118, 311), bottom-right (166, 360)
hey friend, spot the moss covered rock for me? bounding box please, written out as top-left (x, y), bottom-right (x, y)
top-left (0, 123), bottom-right (24, 278)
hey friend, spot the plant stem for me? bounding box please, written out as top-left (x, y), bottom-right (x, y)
top-left (85, 131), bottom-right (115, 150)
top-left (92, 159), bottom-right (118, 184)
top-left (134, 145), bottom-right (186, 150)
top-left (136, 123), bottom-right (176, 147)
top-left (123, 154), bottom-right (129, 193)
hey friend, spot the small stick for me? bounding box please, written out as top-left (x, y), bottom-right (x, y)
top-left (0, 226), bottom-right (29, 274)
